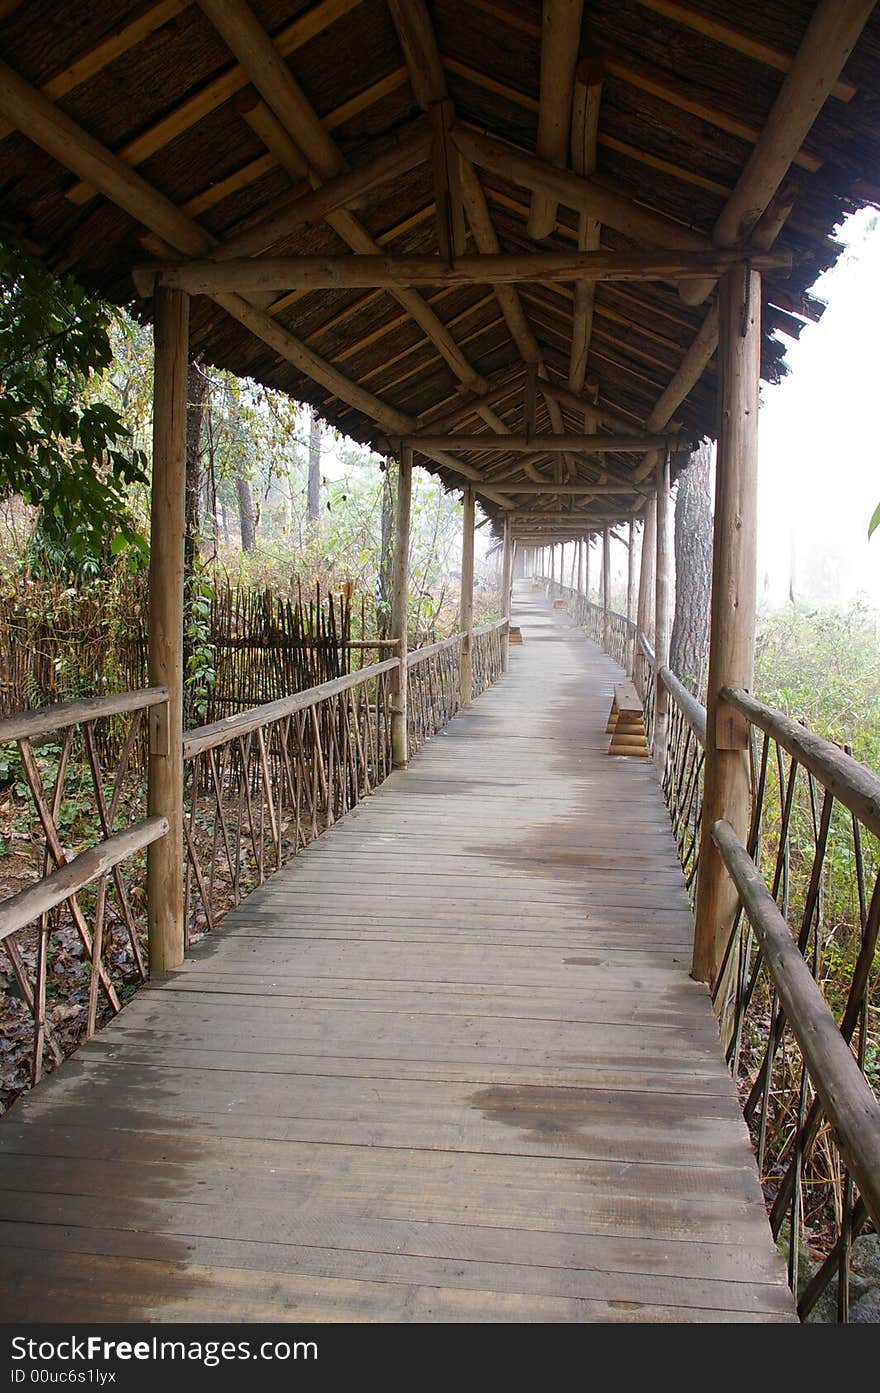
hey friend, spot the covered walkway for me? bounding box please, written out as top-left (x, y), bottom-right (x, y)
top-left (0, 588), bottom-right (794, 1322)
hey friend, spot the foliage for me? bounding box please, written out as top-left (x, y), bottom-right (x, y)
top-left (0, 243), bottom-right (148, 570)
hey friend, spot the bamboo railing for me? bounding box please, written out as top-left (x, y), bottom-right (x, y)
top-left (0, 688), bottom-right (169, 1089)
top-left (550, 573), bottom-right (880, 1320)
top-left (181, 659), bottom-right (397, 942)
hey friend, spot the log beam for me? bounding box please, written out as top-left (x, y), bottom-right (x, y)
top-left (137, 248), bottom-right (789, 296)
top-left (395, 432), bottom-right (675, 453)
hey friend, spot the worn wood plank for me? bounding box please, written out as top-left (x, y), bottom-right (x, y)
top-left (0, 587), bottom-right (794, 1322)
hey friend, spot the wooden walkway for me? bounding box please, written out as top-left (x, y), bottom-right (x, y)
top-left (0, 587), bottom-right (795, 1323)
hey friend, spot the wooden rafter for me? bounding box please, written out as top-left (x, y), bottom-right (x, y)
top-left (528, 1), bottom-right (585, 240)
top-left (0, 52), bottom-right (520, 510)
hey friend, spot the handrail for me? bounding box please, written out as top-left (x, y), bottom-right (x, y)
top-left (723, 684), bottom-right (880, 839)
top-left (638, 631), bottom-right (655, 664)
top-left (0, 686), bottom-right (169, 744)
top-left (472, 617), bottom-right (509, 638)
top-left (712, 817), bottom-right (880, 1232)
top-left (0, 816), bottom-right (168, 943)
top-left (183, 658), bottom-right (399, 759)
top-left (407, 632), bottom-right (464, 667)
top-left (660, 666), bottom-right (706, 744)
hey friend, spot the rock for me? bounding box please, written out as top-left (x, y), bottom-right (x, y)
top-left (851, 1234), bottom-right (880, 1285)
top-left (849, 1288), bottom-right (880, 1323)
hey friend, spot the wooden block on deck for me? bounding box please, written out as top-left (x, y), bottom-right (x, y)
top-left (608, 683), bottom-right (648, 756)
top-left (552, 598), bottom-right (566, 610)
top-left (508, 626), bottom-right (523, 645)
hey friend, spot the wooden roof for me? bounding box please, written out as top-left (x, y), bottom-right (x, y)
top-left (1, 0), bottom-right (878, 537)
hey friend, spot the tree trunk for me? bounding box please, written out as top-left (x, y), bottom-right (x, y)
top-left (306, 408), bottom-right (321, 525)
top-left (235, 471), bottom-right (256, 552)
top-left (670, 441), bottom-right (713, 695)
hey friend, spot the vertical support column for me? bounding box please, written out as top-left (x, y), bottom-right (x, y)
top-left (602, 526), bottom-right (611, 652)
top-left (147, 287), bottom-right (189, 975)
top-left (636, 497), bottom-right (656, 642)
top-left (626, 515), bottom-right (637, 676)
top-left (654, 450), bottom-right (672, 769)
top-left (693, 267), bottom-right (761, 989)
top-left (500, 517), bottom-right (513, 672)
top-left (584, 532), bottom-right (591, 601)
top-left (390, 445), bottom-right (412, 768)
top-left (549, 542), bottom-right (556, 596)
top-left (459, 485), bottom-right (475, 705)
top-left (576, 536), bottom-right (584, 598)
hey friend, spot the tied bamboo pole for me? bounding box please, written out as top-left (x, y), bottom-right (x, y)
top-left (460, 487), bottom-right (475, 704)
top-left (693, 267), bottom-right (761, 989)
top-left (147, 287), bottom-right (188, 973)
top-left (390, 446), bottom-right (412, 768)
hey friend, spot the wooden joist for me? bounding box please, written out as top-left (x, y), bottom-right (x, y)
top-left (528, 0), bottom-right (585, 240)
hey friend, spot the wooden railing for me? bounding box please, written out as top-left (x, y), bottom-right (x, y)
top-left (545, 578), bottom-right (880, 1318)
top-left (0, 688), bottom-right (169, 1089)
top-left (406, 633), bottom-right (463, 755)
top-left (406, 618), bottom-right (508, 756)
top-left (181, 659), bottom-right (397, 942)
top-left (472, 618), bottom-right (508, 695)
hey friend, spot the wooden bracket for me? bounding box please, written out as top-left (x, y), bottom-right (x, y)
top-left (715, 698), bottom-right (749, 750)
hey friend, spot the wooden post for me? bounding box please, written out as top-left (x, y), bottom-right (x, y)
top-left (460, 486), bottom-right (475, 704)
top-left (550, 542), bottom-right (556, 596)
top-left (568, 543), bottom-right (577, 591)
top-left (576, 536), bottom-right (584, 596)
top-left (636, 497), bottom-right (656, 642)
top-left (390, 446), bottom-right (412, 767)
top-left (626, 515), bottom-right (637, 675)
top-left (584, 532), bottom-right (591, 600)
top-left (147, 288), bottom-right (189, 975)
top-left (654, 451), bottom-right (672, 769)
top-left (693, 267), bottom-right (761, 988)
top-left (602, 527), bottom-right (611, 651)
top-left (501, 517), bottom-right (513, 672)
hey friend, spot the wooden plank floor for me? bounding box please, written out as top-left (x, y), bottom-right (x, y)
top-left (0, 587), bottom-right (795, 1323)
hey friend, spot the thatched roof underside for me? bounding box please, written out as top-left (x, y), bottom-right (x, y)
top-left (1, 0), bottom-right (878, 538)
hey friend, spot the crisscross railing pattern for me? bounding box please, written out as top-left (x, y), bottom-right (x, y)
top-left (182, 660), bottom-right (396, 942)
top-left (0, 689), bottom-right (168, 1091)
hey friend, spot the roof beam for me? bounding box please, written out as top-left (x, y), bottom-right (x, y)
top-left (568, 55), bottom-right (603, 395)
top-left (681, 0), bottom-right (876, 305)
top-left (480, 482), bottom-right (651, 494)
top-left (0, 0), bottom-right (191, 145)
top-left (635, 0), bottom-right (857, 102)
top-left (395, 433), bottom-right (674, 453)
top-left (453, 125), bottom-right (711, 253)
top-left (0, 52), bottom-right (517, 509)
top-left (528, 1), bottom-right (585, 240)
top-left (195, 0), bottom-right (490, 395)
top-left (384, 0), bottom-right (570, 484)
top-left (137, 248), bottom-right (789, 295)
